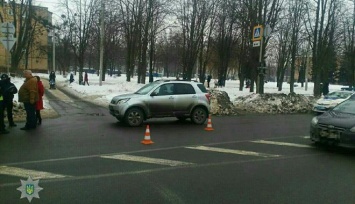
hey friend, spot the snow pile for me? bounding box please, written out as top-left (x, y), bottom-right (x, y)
top-left (232, 92), bottom-right (316, 114)
top-left (208, 90), bottom-right (317, 115)
top-left (209, 89), bottom-right (240, 115)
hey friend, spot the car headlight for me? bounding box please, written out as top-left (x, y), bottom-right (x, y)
top-left (311, 117), bottom-right (318, 126)
top-left (350, 126), bottom-right (355, 133)
top-left (116, 98), bottom-right (130, 104)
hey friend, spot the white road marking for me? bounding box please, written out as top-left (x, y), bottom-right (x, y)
top-left (185, 146), bottom-right (280, 158)
top-left (303, 136), bottom-right (310, 139)
top-left (0, 166), bottom-right (68, 180)
top-left (252, 140), bottom-right (313, 148)
top-left (101, 154), bottom-right (194, 167)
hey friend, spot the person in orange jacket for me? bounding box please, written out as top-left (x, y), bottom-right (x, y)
top-left (18, 70), bottom-right (39, 130)
top-left (35, 76), bottom-right (44, 125)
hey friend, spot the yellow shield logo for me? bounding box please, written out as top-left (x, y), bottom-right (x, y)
top-left (26, 184), bottom-right (34, 195)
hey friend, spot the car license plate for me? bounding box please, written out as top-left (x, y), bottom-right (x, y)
top-left (328, 132), bottom-right (340, 139)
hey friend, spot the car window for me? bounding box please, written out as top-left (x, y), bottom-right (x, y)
top-left (333, 100), bottom-right (355, 114)
top-left (135, 81), bottom-right (161, 94)
top-left (197, 84), bottom-right (208, 93)
top-left (341, 92), bottom-right (353, 99)
top-left (153, 84), bottom-right (174, 96)
top-left (174, 83), bottom-right (195, 95)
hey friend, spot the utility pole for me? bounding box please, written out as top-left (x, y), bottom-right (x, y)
top-left (99, 0), bottom-right (104, 86)
top-left (53, 31), bottom-right (55, 72)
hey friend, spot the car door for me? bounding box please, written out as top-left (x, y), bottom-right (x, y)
top-left (172, 83), bottom-right (197, 116)
top-left (147, 84), bottom-right (175, 116)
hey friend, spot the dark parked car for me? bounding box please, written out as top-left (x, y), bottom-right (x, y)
top-left (109, 80), bottom-right (211, 127)
top-left (310, 98), bottom-right (355, 147)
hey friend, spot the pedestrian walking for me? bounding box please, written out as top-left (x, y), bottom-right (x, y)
top-left (49, 71), bottom-right (56, 89)
top-left (35, 76), bottom-right (44, 125)
top-left (207, 74), bottom-right (212, 88)
top-left (84, 71), bottom-right (89, 86)
top-left (18, 70), bottom-right (39, 130)
top-left (0, 74), bottom-right (17, 127)
top-left (69, 72), bottom-right (74, 84)
top-left (49, 71), bottom-right (56, 82)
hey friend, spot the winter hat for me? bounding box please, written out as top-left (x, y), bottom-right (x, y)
top-left (1, 74), bottom-right (9, 80)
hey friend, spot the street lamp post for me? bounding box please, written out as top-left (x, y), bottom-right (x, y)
top-left (53, 32), bottom-right (55, 72)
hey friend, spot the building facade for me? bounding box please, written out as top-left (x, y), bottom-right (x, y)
top-left (0, 3), bottom-right (51, 73)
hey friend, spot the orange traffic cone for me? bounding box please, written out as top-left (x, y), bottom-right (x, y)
top-left (141, 125), bottom-right (154, 145)
top-left (204, 115), bottom-right (214, 131)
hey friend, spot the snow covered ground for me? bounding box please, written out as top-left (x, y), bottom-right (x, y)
top-left (10, 72), bottom-right (346, 111)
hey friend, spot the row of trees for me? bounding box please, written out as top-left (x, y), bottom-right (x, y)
top-left (1, 0), bottom-right (355, 97)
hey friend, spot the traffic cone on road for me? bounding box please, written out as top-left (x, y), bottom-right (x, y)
top-left (141, 125), bottom-right (154, 145)
top-left (204, 115), bottom-right (214, 131)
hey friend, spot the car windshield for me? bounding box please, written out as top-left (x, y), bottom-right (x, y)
top-left (135, 81), bottom-right (162, 94)
top-left (326, 91), bottom-right (353, 99)
top-left (332, 99), bottom-right (355, 114)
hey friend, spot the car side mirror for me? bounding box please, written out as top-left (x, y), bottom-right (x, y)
top-left (150, 92), bottom-right (157, 97)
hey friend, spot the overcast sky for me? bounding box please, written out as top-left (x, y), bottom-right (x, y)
top-left (34, 0), bottom-right (62, 18)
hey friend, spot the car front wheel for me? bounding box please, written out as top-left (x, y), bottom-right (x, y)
top-left (191, 107), bottom-right (208, 125)
top-left (125, 108), bottom-right (144, 127)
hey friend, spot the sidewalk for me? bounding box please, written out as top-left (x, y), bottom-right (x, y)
top-left (12, 79), bottom-right (59, 122)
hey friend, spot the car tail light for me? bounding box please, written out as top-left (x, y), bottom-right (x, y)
top-left (205, 93), bottom-right (211, 103)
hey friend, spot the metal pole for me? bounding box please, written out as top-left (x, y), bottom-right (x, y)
top-left (6, 25), bottom-right (9, 74)
top-left (305, 44), bottom-right (310, 91)
top-left (257, 27), bottom-right (264, 94)
top-left (53, 32), bottom-right (55, 72)
top-left (99, 0), bottom-right (104, 86)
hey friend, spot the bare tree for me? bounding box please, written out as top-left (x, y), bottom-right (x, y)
top-left (305, 0), bottom-right (342, 97)
top-left (60, 0), bottom-right (97, 84)
top-left (176, 0), bottom-right (212, 80)
top-left (213, 0), bottom-right (239, 87)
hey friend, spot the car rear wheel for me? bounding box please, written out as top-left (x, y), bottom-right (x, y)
top-left (125, 108), bottom-right (144, 127)
top-left (190, 107), bottom-right (208, 125)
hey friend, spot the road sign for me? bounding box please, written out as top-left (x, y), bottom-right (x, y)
top-left (0, 37), bottom-right (16, 50)
top-left (253, 41), bottom-right (260, 47)
top-left (1, 22), bottom-right (15, 35)
top-left (252, 25), bottom-right (263, 41)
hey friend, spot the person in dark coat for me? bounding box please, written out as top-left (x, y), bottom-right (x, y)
top-left (35, 76), bottom-right (44, 125)
top-left (84, 71), bottom-right (89, 86)
top-left (207, 75), bottom-right (212, 88)
top-left (49, 71), bottom-right (56, 82)
top-left (69, 72), bottom-right (74, 84)
top-left (0, 78), bottom-right (9, 134)
top-left (0, 74), bottom-right (17, 127)
top-left (322, 82), bottom-right (329, 96)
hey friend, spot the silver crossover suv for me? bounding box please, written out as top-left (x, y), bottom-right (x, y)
top-left (109, 80), bottom-right (211, 127)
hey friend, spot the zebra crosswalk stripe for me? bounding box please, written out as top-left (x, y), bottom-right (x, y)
top-left (0, 166), bottom-right (68, 180)
top-left (185, 146), bottom-right (280, 158)
top-left (252, 140), bottom-right (313, 148)
top-left (101, 154), bottom-right (194, 166)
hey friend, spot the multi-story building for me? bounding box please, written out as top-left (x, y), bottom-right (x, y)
top-left (0, 3), bottom-right (51, 73)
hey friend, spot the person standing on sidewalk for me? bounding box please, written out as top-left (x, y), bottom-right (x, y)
top-left (0, 80), bottom-right (9, 134)
top-left (0, 74), bottom-right (17, 127)
top-left (84, 71), bottom-right (89, 86)
top-left (35, 76), bottom-right (44, 125)
top-left (18, 70), bottom-right (39, 130)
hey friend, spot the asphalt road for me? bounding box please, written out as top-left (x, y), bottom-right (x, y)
top-left (0, 87), bottom-right (354, 204)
